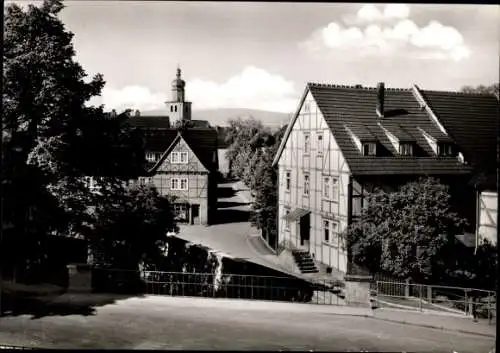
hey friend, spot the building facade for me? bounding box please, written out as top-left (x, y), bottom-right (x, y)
top-left (477, 190), bottom-right (497, 245)
top-left (127, 68), bottom-right (218, 225)
top-left (273, 82), bottom-right (498, 275)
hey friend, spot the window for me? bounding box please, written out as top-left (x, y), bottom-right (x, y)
top-left (323, 220), bottom-right (330, 242)
top-left (170, 106), bottom-right (173, 112)
top-left (304, 174), bottom-right (310, 195)
top-left (331, 177), bottom-right (338, 201)
top-left (174, 105), bottom-right (178, 112)
top-left (179, 152), bottom-right (188, 163)
top-left (285, 209), bottom-right (291, 230)
top-left (185, 106), bottom-right (188, 113)
top-left (171, 152), bottom-right (179, 163)
top-left (399, 143), bottom-right (413, 156)
top-left (317, 134), bottom-right (324, 154)
top-left (180, 178), bottom-right (188, 190)
top-left (438, 143), bottom-right (454, 157)
top-left (171, 178), bottom-right (179, 190)
top-left (173, 204), bottom-right (189, 221)
top-left (324, 177), bottom-right (330, 198)
top-left (304, 134), bottom-right (310, 154)
top-left (323, 220), bottom-right (339, 246)
top-left (363, 142), bottom-right (377, 156)
top-left (146, 152), bottom-right (159, 163)
top-left (285, 171), bottom-right (291, 191)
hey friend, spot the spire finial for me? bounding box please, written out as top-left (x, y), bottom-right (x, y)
top-left (176, 64), bottom-right (181, 78)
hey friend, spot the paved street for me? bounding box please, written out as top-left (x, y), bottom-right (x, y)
top-left (176, 181), bottom-right (290, 274)
top-left (0, 296), bottom-right (494, 351)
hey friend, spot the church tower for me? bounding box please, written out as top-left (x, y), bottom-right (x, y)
top-left (165, 66), bottom-right (192, 127)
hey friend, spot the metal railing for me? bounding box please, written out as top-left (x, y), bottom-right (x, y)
top-left (373, 280), bottom-right (496, 324)
top-left (91, 267), bottom-right (343, 306)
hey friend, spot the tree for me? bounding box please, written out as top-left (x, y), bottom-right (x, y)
top-left (346, 177), bottom-right (470, 283)
top-left (88, 184), bottom-right (178, 270)
top-left (224, 117), bottom-right (265, 179)
top-left (249, 125), bottom-right (287, 249)
top-left (1, 0), bottom-right (158, 274)
top-left (461, 83), bottom-right (499, 96)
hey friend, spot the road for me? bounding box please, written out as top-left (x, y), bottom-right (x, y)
top-left (176, 181), bottom-right (291, 274)
top-left (0, 296), bottom-right (493, 351)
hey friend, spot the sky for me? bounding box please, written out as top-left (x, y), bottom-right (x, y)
top-left (6, 1), bottom-right (500, 114)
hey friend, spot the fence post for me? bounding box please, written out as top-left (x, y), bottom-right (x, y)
top-left (427, 285), bottom-right (432, 303)
top-left (464, 289), bottom-right (468, 316)
top-left (419, 285), bottom-right (423, 312)
top-left (404, 278), bottom-right (410, 298)
top-left (488, 294), bottom-right (492, 325)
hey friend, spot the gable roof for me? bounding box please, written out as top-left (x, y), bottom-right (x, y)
top-left (127, 115), bottom-right (171, 129)
top-left (146, 128), bottom-right (218, 173)
top-left (417, 88), bottom-right (499, 188)
top-left (273, 83), bottom-right (472, 176)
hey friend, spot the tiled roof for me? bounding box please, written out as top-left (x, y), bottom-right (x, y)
top-left (418, 89), bottom-right (498, 188)
top-left (144, 128), bottom-right (218, 172)
top-left (294, 83), bottom-right (471, 176)
top-left (128, 115), bottom-right (171, 129)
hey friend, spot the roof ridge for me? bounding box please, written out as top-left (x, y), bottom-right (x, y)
top-left (307, 82), bottom-right (410, 91)
top-left (421, 89), bottom-right (497, 97)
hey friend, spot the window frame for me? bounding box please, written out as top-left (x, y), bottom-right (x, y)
top-left (363, 142), bottom-right (377, 156)
top-left (317, 133), bottom-right (324, 155)
top-left (284, 208), bottom-right (291, 231)
top-left (331, 177), bottom-right (339, 201)
top-left (399, 142), bottom-right (414, 156)
top-left (323, 219), bottom-right (339, 246)
top-left (323, 219), bottom-right (330, 243)
top-left (438, 142), bottom-right (454, 157)
top-left (323, 177), bottom-right (330, 199)
top-left (303, 174), bottom-right (310, 196)
top-left (285, 171), bottom-right (291, 192)
top-left (180, 152), bottom-right (188, 164)
top-left (171, 152), bottom-right (180, 164)
top-left (304, 133), bottom-right (310, 154)
top-left (180, 178), bottom-right (188, 190)
top-left (170, 178), bottom-right (179, 190)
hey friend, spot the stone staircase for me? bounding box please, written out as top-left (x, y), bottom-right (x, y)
top-left (292, 250), bottom-right (319, 274)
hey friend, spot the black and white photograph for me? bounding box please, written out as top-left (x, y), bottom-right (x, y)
top-left (0, 1), bottom-right (498, 351)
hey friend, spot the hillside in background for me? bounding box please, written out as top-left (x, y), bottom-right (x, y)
top-left (141, 108), bottom-right (292, 127)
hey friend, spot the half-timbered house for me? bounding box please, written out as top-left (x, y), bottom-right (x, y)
top-left (272, 82), bottom-right (498, 275)
top-left (132, 128), bottom-right (218, 225)
top-left (125, 67), bottom-right (219, 225)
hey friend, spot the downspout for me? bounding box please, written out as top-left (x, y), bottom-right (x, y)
top-left (475, 189), bottom-right (480, 252)
top-left (347, 176), bottom-right (354, 274)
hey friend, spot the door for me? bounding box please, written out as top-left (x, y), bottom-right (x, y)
top-left (299, 213), bottom-right (310, 250)
top-left (191, 204), bottom-right (200, 225)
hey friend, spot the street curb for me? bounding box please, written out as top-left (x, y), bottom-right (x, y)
top-left (372, 315), bottom-right (496, 338)
top-left (253, 233), bottom-right (278, 255)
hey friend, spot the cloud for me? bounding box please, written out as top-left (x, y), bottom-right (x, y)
top-left (93, 86), bottom-right (166, 112)
top-left (301, 4), bottom-right (471, 62)
top-left (94, 67), bottom-right (298, 113)
top-left (344, 4), bottom-right (410, 25)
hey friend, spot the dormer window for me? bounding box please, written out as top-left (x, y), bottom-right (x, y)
top-left (399, 143), bottom-right (414, 156)
top-left (438, 142), bottom-right (454, 157)
top-left (363, 142), bottom-right (377, 156)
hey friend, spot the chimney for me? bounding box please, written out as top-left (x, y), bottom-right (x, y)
top-left (376, 82), bottom-right (385, 118)
top-left (135, 109), bottom-right (140, 117)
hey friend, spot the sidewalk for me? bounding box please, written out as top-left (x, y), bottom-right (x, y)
top-left (373, 307), bottom-right (496, 338)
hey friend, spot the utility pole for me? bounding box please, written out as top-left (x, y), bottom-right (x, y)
top-left (0, 0), bottom-right (5, 316)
